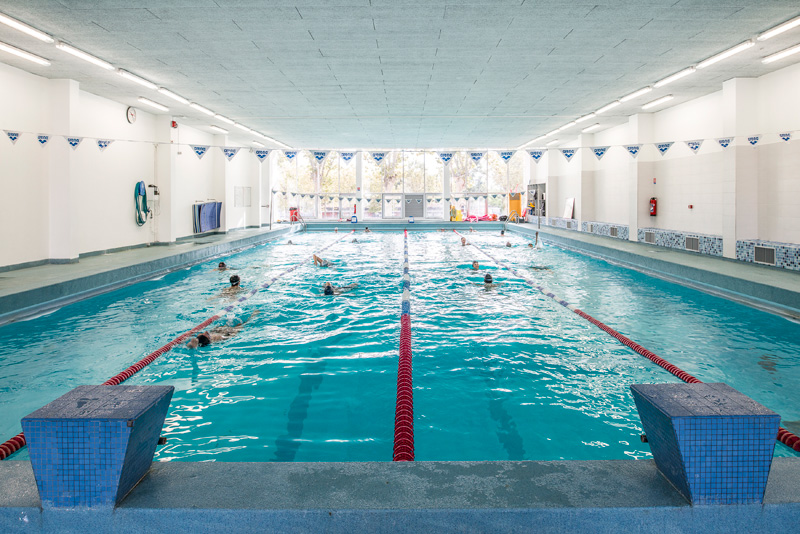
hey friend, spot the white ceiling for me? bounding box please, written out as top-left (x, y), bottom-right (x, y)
top-left (0, 1), bottom-right (799, 149)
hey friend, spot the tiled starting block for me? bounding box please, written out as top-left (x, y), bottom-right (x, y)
top-left (21, 385), bottom-right (174, 508)
top-left (631, 382), bottom-right (780, 505)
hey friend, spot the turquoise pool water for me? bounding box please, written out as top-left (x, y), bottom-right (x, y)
top-left (1, 230), bottom-right (798, 462)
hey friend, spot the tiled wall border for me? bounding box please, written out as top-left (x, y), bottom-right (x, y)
top-left (580, 221), bottom-right (630, 241)
top-left (637, 228), bottom-right (723, 257)
top-left (737, 240), bottom-right (800, 272)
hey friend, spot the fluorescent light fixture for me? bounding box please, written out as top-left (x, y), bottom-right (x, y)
top-left (757, 15), bottom-right (800, 41)
top-left (190, 103), bottom-right (214, 116)
top-left (56, 42), bottom-right (114, 70)
top-left (654, 67), bottom-right (695, 88)
top-left (214, 114), bottom-right (235, 125)
top-left (696, 41), bottom-right (754, 69)
top-left (582, 123), bottom-right (601, 133)
top-left (516, 135), bottom-right (546, 150)
top-left (596, 101), bottom-right (621, 114)
top-left (252, 141), bottom-right (265, 148)
top-left (762, 43), bottom-right (800, 64)
top-left (546, 129), bottom-right (560, 136)
top-left (620, 87), bottom-right (652, 102)
top-left (575, 113), bottom-right (596, 123)
top-left (0, 41), bottom-right (50, 66)
top-left (0, 12), bottom-right (54, 43)
top-left (158, 88), bottom-right (189, 105)
top-left (255, 132), bottom-right (291, 149)
top-left (118, 69), bottom-right (157, 90)
top-left (642, 95), bottom-right (674, 110)
top-left (234, 123), bottom-right (252, 132)
top-left (209, 125), bottom-right (229, 134)
top-left (137, 97), bottom-right (169, 112)
top-left (557, 121), bottom-right (577, 131)
top-left (546, 139), bottom-right (560, 146)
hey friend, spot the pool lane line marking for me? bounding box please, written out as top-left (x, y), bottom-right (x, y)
top-left (394, 228), bottom-right (415, 461)
top-left (453, 230), bottom-right (800, 453)
top-left (0, 231), bottom-right (354, 461)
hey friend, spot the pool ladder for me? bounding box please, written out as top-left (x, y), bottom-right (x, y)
top-left (504, 210), bottom-right (521, 232)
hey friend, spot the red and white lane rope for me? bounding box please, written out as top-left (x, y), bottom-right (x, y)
top-left (454, 230), bottom-right (800, 452)
top-left (0, 231), bottom-right (352, 460)
top-left (393, 229), bottom-right (415, 461)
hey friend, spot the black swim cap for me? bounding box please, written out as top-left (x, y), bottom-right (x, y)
top-left (219, 262), bottom-right (226, 268)
top-left (324, 285), bottom-right (334, 295)
top-left (484, 274), bottom-right (493, 283)
top-left (230, 274), bottom-right (240, 286)
top-left (197, 333), bottom-right (211, 347)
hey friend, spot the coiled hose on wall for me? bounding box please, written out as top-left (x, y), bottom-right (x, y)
top-left (135, 181), bottom-right (150, 226)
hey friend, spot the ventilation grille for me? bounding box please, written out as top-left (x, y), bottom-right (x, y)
top-left (685, 236), bottom-right (700, 252)
top-left (645, 231), bottom-right (655, 244)
top-left (754, 246), bottom-right (776, 265)
top-left (610, 226), bottom-right (618, 237)
top-left (587, 223), bottom-right (594, 233)
top-left (566, 221), bottom-right (573, 229)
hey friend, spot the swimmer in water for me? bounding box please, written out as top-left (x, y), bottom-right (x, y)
top-left (220, 274), bottom-right (242, 296)
top-left (505, 241), bottom-right (512, 247)
top-left (334, 227), bottom-right (339, 233)
top-left (500, 230), bottom-right (505, 236)
top-left (364, 227), bottom-right (371, 233)
top-left (352, 238), bottom-right (359, 243)
top-left (482, 272), bottom-right (501, 291)
top-left (471, 261), bottom-right (480, 270)
top-left (528, 243), bottom-right (533, 249)
top-left (313, 254), bottom-right (333, 268)
top-left (214, 261), bottom-right (229, 271)
top-left (287, 240), bottom-right (294, 245)
top-left (322, 281), bottom-right (359, 296)
top-left (186, 311), bottom-right (259, 349)
top-left (461, 237), bottom-right (468, 246)
top-left (469, 227), bottom-right (475, 233)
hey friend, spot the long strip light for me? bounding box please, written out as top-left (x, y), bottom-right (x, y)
top-left (234, 123), bottom-right (252, 132)
top-left (118, 69), bottom-right (157, 90)
top-left (762, 43), bottom-right (800, 64)
top-left (190, 103), bottom-right (214, 116)
top-left (0, 12), bottom-right (54, 43)
top-left (55, 42), bottom-right (114, 70)
top-left (252, 141), bottom-right (265, 148)
top-left (137, 97), bottom-right (168, 112)
top-left (620, 87), bottom-right (652, 102)
top-left (158, 88), bottom-right (189, 105)
top-left (253, 132), bottom-right (291, 149)
top-left (209, 125), bottom-right (229, 134)
top-left (696, 41), bottom-right (754, 69)
top-left (214, 114), bottom-right (235, 125)
top-left (546, 139), bottom-right (560, 146)
top-left (595, 101), bottom-right (621, 114)
top-left (654, 67), bottom-right (696, 88)
top-left (557, 121), bottom-right (576, 131)
top-left (546, 129), bottom-right (560, 136)
top-left (0, 41), bottom-right (50, 66)
top-left (642, 95), bottom-right (674, 110)
top-left (575, 113), bottom-right (596, 123)
top-left (581, 123), bottom-right (601, 133)
top-left (757, 15), bottom-right (800, 41)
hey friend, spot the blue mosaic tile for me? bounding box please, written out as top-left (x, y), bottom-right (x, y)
top-left (637, 228), bottom-right (723, 257)
top-left (736, 239), bottom-right (800, 272)
top-left (543, 217), bottom-right (578, 231)
top-left (631, 383), bottom-right (779, 505)
top-left (21, 385), bottom-right (174, 508)
top-left (580, 220), bottom-right (630, 240)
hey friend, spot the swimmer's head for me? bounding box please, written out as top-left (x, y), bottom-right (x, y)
top-left (287, 240), bottom-right (293, 245)
top-left (324, 282), bottom-right (334, 296)
top-left (187, 332), bottom-right (211, 349)
top-left (528, 243), bottom-right (533, 248)
top-left (500, 230), bottom-right (505, 236)
top-left (334, 227), bottom-right (338, 233)
top-left (472, 261), bottom-right (479, 270)
top-left (461, 237), bottom-right (466, 245)
top-left (218, 262), bottom-right (226, 269)
top-left (484, 273), bottom-right (493, 284)
top-left (506, 242), bottom-right (512, 247)
top-left (230, 274), bottom-right (240, 287)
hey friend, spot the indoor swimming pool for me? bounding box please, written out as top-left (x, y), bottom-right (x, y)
top-left (1, 230), bottom-right (798, 462)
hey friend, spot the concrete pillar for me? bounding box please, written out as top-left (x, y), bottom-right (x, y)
top-left (577, 134), bottom-right (594, 226)
top-left (154, 119), bottom-right (178, 243)
top-left (722, 78), bottom-right (759, 259)
top-left (442, 162), bottom-right (451, 220)
top-left (627, 113), bottom-right (656, 242)
top-left (213, 137), bottom-right (228, 231)
top-left (46, 79), bottom-right (80, 261)
top-left (355, 152), bottom-right (364, 220)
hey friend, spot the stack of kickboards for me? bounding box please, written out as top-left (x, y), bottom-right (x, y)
top-left (192, 202), bottom-right (222, 234)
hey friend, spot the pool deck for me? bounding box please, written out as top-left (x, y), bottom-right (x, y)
top-left (0, 458), bottom-right (798, 533)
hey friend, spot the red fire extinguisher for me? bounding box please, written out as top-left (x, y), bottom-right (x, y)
top-left (649, 197), bottom-right (657, 216)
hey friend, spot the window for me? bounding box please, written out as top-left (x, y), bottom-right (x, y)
top-left (340, 153), bottom-right (356, 193)
top-left (363, 152), bottom-right (385, 196)
top-left (364, 196), bottom-right (382, 219)
top-left (488, 151), bottom-right (507, 193)
top-left (508, 151), bottom-right (524, 193)
top-left (426, 194), bottom-right (443, 218)
top-left (404, 151), bottom-right (425, 193)
top-left (319, 153), bottom-right (339, 196)
top-left (384, 152), bottom-right (403, 194)
top-left (425, 152), bottom-right (443, 194)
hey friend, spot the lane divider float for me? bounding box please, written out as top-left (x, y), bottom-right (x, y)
top-left (454, 230), bottom-right (800, 452)
top-left (0, 231), bottom-right (352, 460)
top-left (393, 229), bottom-right (415, 461)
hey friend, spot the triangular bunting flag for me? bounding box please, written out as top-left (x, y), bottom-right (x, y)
top-left (624, 145), bottom-right (641, 159)
top-left (685, 139), bottom-right (703, 154)
top-left (37, 135), bottom-right (49, 146)
top-left (499, 150), bottom-right (515, 162)
top-left (561, 148), bottom-right (576, 162)
top-left (66, 137), bottom-right (83, 150)
top-left (191, 145), bottom-right (209, 159)
top-left (371, 152), bottom-right (386, 163)
top-left (97, 139), bottom-right (114, 152)
top-left (255, 149), bottom-right (270, 161)
top-left (438, 152), bottom-right (453, 165)
top-left (4, 131), bottom-right (20, 144)
top-left (592, 146), bottom-right (609, 161)
top-left (312, 150), bottom-right (328, 162)
top-left (716, 137), bottom-right (733, 149)
top-left (747, 135), bottom-right (760, 147)
top-left (528, 149), bottom-right (544, 162)
top-left (469, 151), bottom-right (485, 163)
top-left (283, 150), bottom-right (297, 160)
top-left (779, 132), bottom-right (792, 142)
top-left (656, 142), bottom-right (673, 156)
top-left (340, 151), bottom-right (355, 162)
top-left (222, 147), bottom-right (240, 161)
